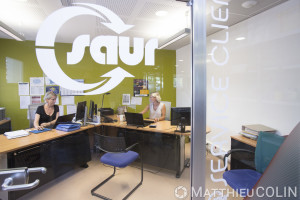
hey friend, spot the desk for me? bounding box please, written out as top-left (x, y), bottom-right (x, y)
top-left (100, 121), bottom-right (190, 178)
top-left (230, 135), bottom-right (257, 170)
top-left (99, 120), bottom-right (210, 178)
top-left (0, 121), bottom-right (210, 200)
top-left (0, 126), bottom-right (93, 200)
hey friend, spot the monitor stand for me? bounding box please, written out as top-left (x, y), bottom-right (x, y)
top-left (175, 123), bottom-right (186, 133)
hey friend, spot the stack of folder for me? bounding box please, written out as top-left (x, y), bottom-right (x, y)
top-left (56, 123), bottom-right (81, 132)
top-left (4, 130), bottom-right (29, 139)
top-left (239, 124), bottom-right (276, 140)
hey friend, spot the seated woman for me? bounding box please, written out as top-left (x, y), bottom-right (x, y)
top-left (34, 91), bottom-right (60, 130)
top-left (140, 92), bottom-right (166, 122)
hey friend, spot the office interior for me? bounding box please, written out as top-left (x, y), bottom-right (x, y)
top-left (0, 0), bottom-right (299, 199)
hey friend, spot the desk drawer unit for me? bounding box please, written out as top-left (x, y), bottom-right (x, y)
top-left (230, 137), bottom-right (256, 170)
top-left (7, 131), bottom-right (91, 200)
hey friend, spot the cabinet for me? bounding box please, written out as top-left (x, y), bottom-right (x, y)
top-left (230, 135), bottom-right (257, 170)
top-left (7, 131), bottom-right (91, 200)
top-left (0, 119), bottom-right (11, 134)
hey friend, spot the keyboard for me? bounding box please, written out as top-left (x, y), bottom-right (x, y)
top-left (143, 120), bottom-right (154, 127)
top-left (30, 128), bottom-right (52, 134)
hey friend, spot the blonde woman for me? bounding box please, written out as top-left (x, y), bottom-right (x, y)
top-left (34, 91), bottom-right (59, 130)
top-left (140, 92), bottom-right (166, 122)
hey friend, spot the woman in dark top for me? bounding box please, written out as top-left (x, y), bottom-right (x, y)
top-left (34, 91), bottom-right (59, 130)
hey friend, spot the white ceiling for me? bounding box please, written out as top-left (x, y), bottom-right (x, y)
top-left (0, 0), bottom-right (288, 50)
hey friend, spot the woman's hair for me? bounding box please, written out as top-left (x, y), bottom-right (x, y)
top-left (151, 92), bottom-right (161, 102)
top-left (44, 91), bottom-right (57, 101)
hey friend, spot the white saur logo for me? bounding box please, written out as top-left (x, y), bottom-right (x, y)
top-left (35, 3), bottom-right (158, 95)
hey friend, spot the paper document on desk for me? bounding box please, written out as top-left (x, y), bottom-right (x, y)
top-left (4, 130), bottom-right (29, 139)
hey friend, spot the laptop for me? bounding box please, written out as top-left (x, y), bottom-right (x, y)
top-left (53, 113), bottom-right (76, 129)
top-left (124, 112), bottom-right (154, 127)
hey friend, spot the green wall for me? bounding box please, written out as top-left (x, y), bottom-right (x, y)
top-left (0, 38), bottom-right (176, 130)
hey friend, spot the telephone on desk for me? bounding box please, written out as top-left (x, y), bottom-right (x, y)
top-left (102, 116), bottom-right (116, 123)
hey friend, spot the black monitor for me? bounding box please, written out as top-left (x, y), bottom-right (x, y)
top-left (171, 107), bottom-right (191, 132)
top-left (94, 104), bottom-right (97, 115)
top-left (75, 101), bottom-right (87, 122)
top-left (53, 113), bottom-right (75, 129)
top-left (89, 100), bottom-right (94, 120)
top-left (124, 112), bottom-right (145, 127)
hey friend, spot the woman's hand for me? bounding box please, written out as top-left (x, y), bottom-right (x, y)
top-left (154, 118), bottom-right (159, 122)
top-left (36, 125), bottom-right (44, 130)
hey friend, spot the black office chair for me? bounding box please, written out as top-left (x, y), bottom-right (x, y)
top-left (91, 134), bottom-right (143, 200)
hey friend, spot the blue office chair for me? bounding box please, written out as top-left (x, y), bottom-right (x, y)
top-left (223, 132), bottom-right (285, 197)
top-left (91, 134), bottom-right (143, 200)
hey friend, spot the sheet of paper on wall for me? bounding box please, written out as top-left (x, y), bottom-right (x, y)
top-left (30, 77), bottom-right (44, 86)
top-left (45, 77), bottom-right (56, 85)
top-left (20, 96), bottom-right (30, 109)
top-left (30, 86), bottom-right (44, 95)
top-left (67, 105), bottom-right (76, 114)
top-left (60, 79), bottom-right (84, 96)
top-left (31, 96), bottom-right (41, 104)
top-left (122, 94), bottom-right (130, 105)
top-left (71, 79), bottom-right (84, 95)
top-left (62, 96), bottom-right (75, 105)
top-left (131, 97), bottom-right (142, 105)
top-left (18, 82), bottom-right (29, 95)
top-left (59, 105), bottom-right (64, 116)
top-left (60, 87), bottom-right (72, 96)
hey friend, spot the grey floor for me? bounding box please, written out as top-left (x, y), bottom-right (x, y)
top-left (18, 143), bottom-right (241, 200)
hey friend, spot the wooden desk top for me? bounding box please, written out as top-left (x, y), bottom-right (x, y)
top-left (0, 120), bottom-right (211, 154)
top-left (102, 120), bottom-right (211, 135)
top-left (0, 124), bottom-right (97, 154)
top-left (102, 120), bottom-right (191, 135)
top-left (0, 119), bottom-right (10, 126)
top-left (231, 134), bottom-right (257, 147)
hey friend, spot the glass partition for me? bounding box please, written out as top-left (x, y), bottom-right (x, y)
top-left (0, 1), bottom-right (193, 200)
top-left (1, 0), bottom-right (298, 199)
top-left (204, 0), bottom-right (300, 199)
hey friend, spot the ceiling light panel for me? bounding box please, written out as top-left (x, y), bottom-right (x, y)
top-left (228, 0), bottom-right (288, 17)
top-left (96, 0), bottom-right (137, 17)
top-left (134, 1), bottom-right (189, 41)
top-left (137, 1), bottom-right (186, 19)
top-left (0, 0), bottom-right (45, 40)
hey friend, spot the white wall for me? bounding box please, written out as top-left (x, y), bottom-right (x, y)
top-left (177, 0), bottom-right (300, 151)
top-left (176, 44), bottom-right (192, 107)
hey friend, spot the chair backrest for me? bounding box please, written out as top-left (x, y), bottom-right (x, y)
top-left (255, 131), bottom-right (285, 173)
top-left (28, 103), bottom-right (45, 128)
top-left (247, 122), bottom-right (300, 199)
top-left (161, 101), bottom-right (171, 120)
top-left (96, 134), bottom-right (127, 153)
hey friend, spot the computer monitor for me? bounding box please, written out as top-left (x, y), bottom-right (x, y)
top-left (89, 100), bottom-right (94, 120)
top-left (53, 113), bottom-right (75, 129)
top-left (75, 101), bottom-right (87, 122)
top-left (94, 104), bottom-right (97, 115)
top-left (124, 112), bottom-right (145, 127)
top-left (171, 107), bottom-right (191, 132)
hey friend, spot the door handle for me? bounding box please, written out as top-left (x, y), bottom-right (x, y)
top-left (27, 167), bottom-right (47, 174)
top-left (1, 177), bottom-right (40, 191)
top-left (0, 167), bottom-right (47, 192)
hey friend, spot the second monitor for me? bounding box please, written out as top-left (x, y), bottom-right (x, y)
top-left (171, 107), bottom-right (191, 133)
top-left (75, 101), bottom-right (87, 122)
